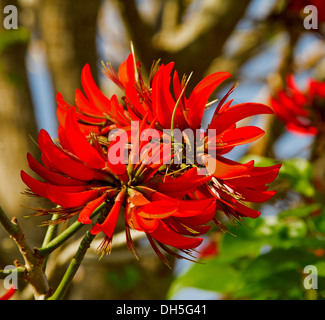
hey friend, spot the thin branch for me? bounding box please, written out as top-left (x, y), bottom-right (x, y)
top-left (153, 0), bottom-right (251, 52)
top-left (0, 206), bottom-right (19, 236)
top-left (0, 206), bottom-right (49, 299)
top-left (0, 267), bottom-right (25, 280)
top-left (47, 229), bottom-right (97, 300)
top-left (114, 0), bottom-right (156, 71)
top-left (47, 206), bottom-right (109, 300)
top-left (37, 219), bottom-right (85, 257)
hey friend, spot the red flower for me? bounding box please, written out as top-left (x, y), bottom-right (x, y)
top-left (270, 75), bottom-right (325, 135)
top-left (56, 53), bottom-right (280, 225)
top-left (22, 107), bottom-right (216, 264)
top-left (110, 55), bottom-right (280, 220)
top-left (23, 52), bottom-right (281, 264)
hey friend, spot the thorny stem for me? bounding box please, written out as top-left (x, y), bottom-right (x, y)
top-left (0, 206), bottom-right (19, 236)
top-left (0, 202), bottom-right (107, 299)
top-left (0, 206), bottom-right (50, 299)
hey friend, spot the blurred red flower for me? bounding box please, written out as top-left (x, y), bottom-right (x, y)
top-left (270, 75), bottom-right (325, 135)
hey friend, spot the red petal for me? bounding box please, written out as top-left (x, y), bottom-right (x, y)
top-left (75, 88), bottom-right (105, 115)
top-left (46, 185), bottom-right (100, 208)
top-left (277, 90), bottom-right (308, 117)
top-left (148, 221), bottom-right (203, 249)
top-left (127, 189), bottom-right (151, 206)
top-left (286, 122), bottom-right (317, 135)
top-left (227, 163), bottom-right (281, 188)
top-left (209, 103), bottom-right (273, 135)
top-left (178, 201), bottom-right (216, 226)
top-left (118, 53), bottom-right (135, 88)
top-left (90, 189), bottom-right (126, 237)
top-left (286, 75), bottom-right (308, 105)
top-left (309, 78), bottom-right (325, 99)
top-left (212, 126), bottom-right (265, 149)
top-left (47, 184), bottom-right (87, 193)
top-left (58, 125), bottom-right (73, 152)
top-left (22, 170), bottom-right (100, 207)
top-left (106, 129), bottom-right (128, 180)
top-left (175, 198), bottom-right (216, 217)
top-left (21, 170), bottom-right (48, 198)
top-left (38, 129), bottom-right (98, 181)
top-left (110, 94), bottom-right (131, 126)
top-left (81, 64), bottom-right (111, 112)
top-left (156, 167), bottom-right (212, 197)
top-left (187, 72), bottom-right (231, 129)
top-left (56, 92), bottom-right (71, 127)
top-left (138, 200), bottom-right (179, 219)
top-left (64, 108), bottom-right (106, 169)
top-left (203, 155), bottom-right (254, 179)
top-left (125, 84), bottom-right (150, 119)
top-left (229, 200), bottom-right (261, 218)
top-left (125, 204), bottom-right (159, 233)
top-left (152, 63), bottom-right (175, 128)
top-left (78, 193), bottom-right (108, 224)
top-left (27, 153), bottom-right (86, 186)
top-left (165, 218), bottom-right (211, 236)
top-left (136, 216), bottom-right (159, 233)
top-left (228, 184), bottom-right (276, 203)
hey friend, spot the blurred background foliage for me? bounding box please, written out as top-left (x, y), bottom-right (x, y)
top-left (1, 0), bottom-right (325, 299)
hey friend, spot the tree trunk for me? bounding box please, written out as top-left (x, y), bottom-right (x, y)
top-left (0, 0), bottom-right (39, 220)
top-left (37, 0), bottom-right (102, 102)
top-left (0, 0), bottom-right (41, 268)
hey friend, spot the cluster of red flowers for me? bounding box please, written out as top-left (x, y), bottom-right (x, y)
top-left (22, 52), bottom-right (280, 264)
top-left (270, 75), bottom-right (325, 136)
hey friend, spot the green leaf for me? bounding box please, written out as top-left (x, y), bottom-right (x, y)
top-left (279, 158), bottom-right (315, 197)
top-left (235, 248), bottom-right (317, 299)
top-left (240, 154), bottom-right (277, 167)
top-left (279, 203), bottom-right (320, 218)
top-left (105, 265), bottom-right (140, 292)
top-left (0, 28), bottom-right (30, 54)
top-left (314, 261), bottom-right (325, 277)
top-left (167, 258), bottom-right (243, 299)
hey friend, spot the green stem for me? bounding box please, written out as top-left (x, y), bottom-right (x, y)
top-left (0, 206), bottom-right (19, 236)
top-left (41, 213), bottom-right (60, 269)
top-left (47, 230), bottom-right (96, 300)
top-left (42, 213), bottom-right (60, 248)
top-left (47, 207), bottom-right (108, 300)
top-left (0, 267), bottom-right (25, 279)
top-left (37, 202), bottom-right (106, 257)
top-left (37, 219), bottom-right (84, 257)
top-left (170, 72), bottom-right (192, 142)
